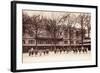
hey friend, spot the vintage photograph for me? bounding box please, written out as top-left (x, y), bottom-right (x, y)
top-left (11, 1), bottom-right (97, 72)
top-left (22, 10), bottom-right (91, 63)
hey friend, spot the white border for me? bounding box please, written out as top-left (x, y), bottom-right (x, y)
top-left (16, 3), bottom-right (96, 70)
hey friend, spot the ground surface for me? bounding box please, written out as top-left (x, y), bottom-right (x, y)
top-left (23, 51), bottom-right (91, 63)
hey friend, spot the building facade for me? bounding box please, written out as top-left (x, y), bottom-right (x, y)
top-left (22, 28), bottom-right (91, 53)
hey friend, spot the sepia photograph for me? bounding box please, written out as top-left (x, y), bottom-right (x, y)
top-left (22, 10), bottom-right (91, 63)
top-left (11, 1), bottom-right (97, 72)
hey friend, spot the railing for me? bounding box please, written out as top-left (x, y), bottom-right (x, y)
top-left (23, 43), bottom-right (91, 46)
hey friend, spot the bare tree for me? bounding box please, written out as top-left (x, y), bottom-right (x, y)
top-left (44, 18), bottom-right (57, 49)
top-left (22, 13), bottom-right (32, 36)
top-left (44, 15), bottom-right (67, 50)
top-left (83, 14), bottom-right (91, 38)
top-left (63, 13), bottom-right (77, 48)
top-left (30, 15), bottom-right (43, 49)
top-left (76, 13), bottom-right (90, 49)
top-left (23, 13), bottom-right (43, 49)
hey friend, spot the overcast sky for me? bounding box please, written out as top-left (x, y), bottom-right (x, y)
top-left (22, 10), bottom-right (82, 19)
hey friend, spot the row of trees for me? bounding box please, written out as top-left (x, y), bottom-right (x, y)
top-left (23, 12), bottom-right (91, 50)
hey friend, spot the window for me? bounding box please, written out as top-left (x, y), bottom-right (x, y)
top-left (23, 40), bottom-right (25, 44)
top-left (64, 41), bottom-right (68, 44)
top-left (70, 40), bottom-right (74, 44)
top-left (28, 40), bottom-right (35, 44)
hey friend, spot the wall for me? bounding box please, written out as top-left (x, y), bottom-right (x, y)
top-left (0, 0), bottom-right (99, 73)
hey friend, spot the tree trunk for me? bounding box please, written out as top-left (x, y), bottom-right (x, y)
top-left (88, 28), bottom-right (90, 38)
top-left (35, 26), bottom-right (38, 50)
top-left (81, 16), bottom-right (84, 50)
top-left (69, 27), bottom-right (71, 50)
top-left (54, 33), bottom-right (56, 50)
